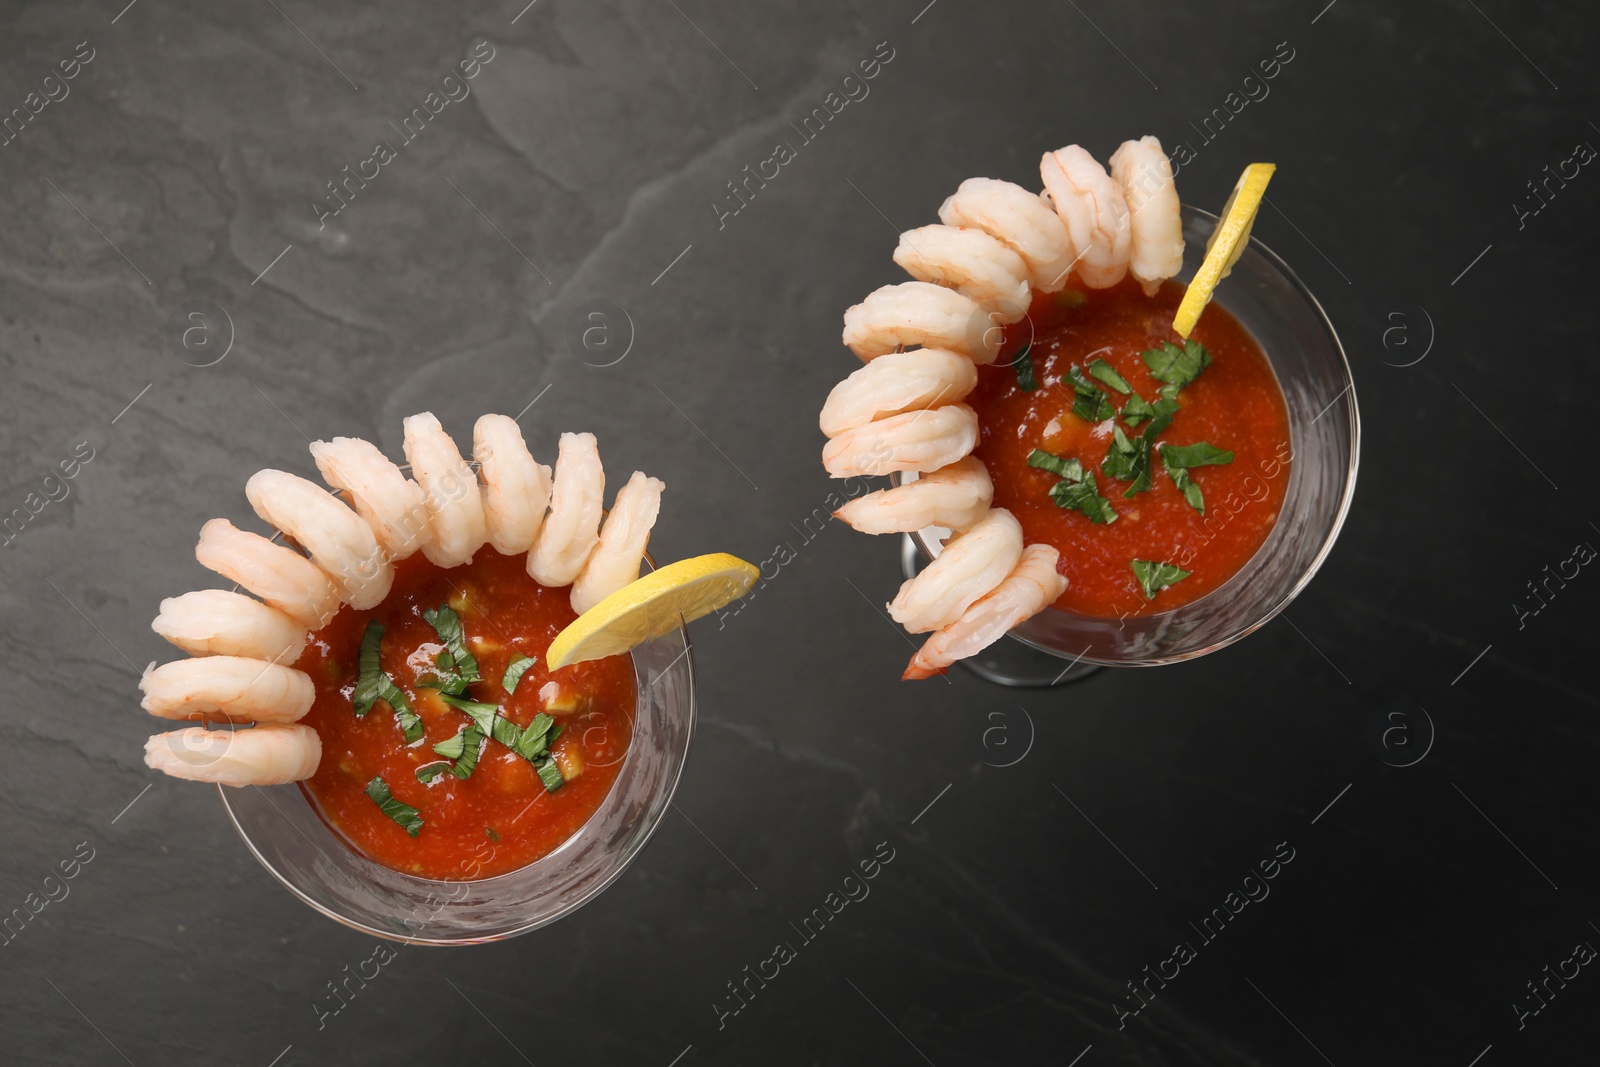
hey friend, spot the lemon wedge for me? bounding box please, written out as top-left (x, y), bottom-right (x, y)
top-left (545, 553), bottom-right (759, 669)
top-left (1171, 162), bottom-right (1276, 339)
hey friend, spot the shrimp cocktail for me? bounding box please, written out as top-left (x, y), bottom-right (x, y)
top-left (820, 136), bottom-right (1356, 679)
top-left (136, 412), bottom-right (756, 936)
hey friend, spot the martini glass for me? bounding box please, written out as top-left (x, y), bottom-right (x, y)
top-left (896, 204), bottom-right (1359, 687)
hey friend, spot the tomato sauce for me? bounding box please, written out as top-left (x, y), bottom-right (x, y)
top-left (297, 548), bottom-right (635, 880)
top-left (966, 278), bottom-right (1292, 617)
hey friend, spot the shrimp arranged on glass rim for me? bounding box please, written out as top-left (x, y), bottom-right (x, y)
top-left (842, 282), bottom-right (1002, 364)
top-left (902, 545), bottom-right (1068, 680)
top-left (141, 412), bottom-right (679, 788)
top-left (819, 133), bottom-right (1186, 678)
top-left (833, 457), bottom-right (993, 536)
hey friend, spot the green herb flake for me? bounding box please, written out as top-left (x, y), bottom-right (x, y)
top-left (1130, 559), bottom-right (1192, 600)
top-left (502, 655), bottom-right (537, 695)
top-left (365, 776), bottom-right (423, 837)
top-left (352, 621), bottom-right (386, 716)
top-left (382, 678), bottom-right (424, 744)
top-left (1027, 449), bottom-right (1085, 483)
top-left (1121, 392), bottom-right (1178, 432)
top-left (535, 759), bottom-right (565, 793)
top-left (490, 715), bottom-right (522, 749)
top-left (1102, 425), bottom-right (1137, 478)
top-left (1141, 339), bottom-right (1212, 394)
top-left (448, 726), bottom-right (485, 780)
top-left (1120, 392), bottom-right (1154, 428)
top-left (1160, 441), bottom-right (1233, 515)
top-left (439, 692), bottom-right (498, 735)
top-left (1011, 343), bottom-right (1039, 393)
top-left (512, 714), bottom-right (558, 762)
top-left (1161, 441), bottom-right (1235, 469)
top-left (1065, 364), bottom-right (1115, 422)
top-left (415, 762), bottom-right (452, 784)
top-left (427, 725), bottom-right (486, 781)
top-left (1087, 358), bottom-right (1132, 395)
top-left (422, 605), bottom-right (481, 687)
top-left (1102, 423), bottom-right (1157, 498)
top-left (1049, 471), bottom-right (1119, 524)
top-left (485, 827), bottom-right (501, 842)
top-left (1142, 396), bottom-right (1181, 438)
top-left (1164, 461), bottom-right (1205, 513)
top-left (351, 621), bottom-right (423, 742)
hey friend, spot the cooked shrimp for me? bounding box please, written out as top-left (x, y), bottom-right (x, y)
top-left (892, 225), bottom-right (1031, 313)
top-left (473, 414), bottom-right (552, 555)
top-left (144, 722), bottom-right (321, 786)
top-left (841, 282), bottom-right (1001, 364)
top-left (1040, 146), bottom-right (1132, 289)
top-left (887, 507), bottom-right (1023, 633)
top-left (1109, 136), bottom-right (1183, 296)
top-left (819, 349), bottom-right (978, 438)
top-left (152, 590), bottom-right (307, 663)
top-left (570, 471), bottom-right (665, 614)
top-left (246, 469), bottom-right (394, 610)
top-left (939, 177), bottom-right (1078, 293)
top-left (902, 544), bottom-right (1067, 679)
top-left (527, 432), bottom-right (605, 586)
top-left (139, 656), bottom-right (315, 723)
top-left (833, 457), bottom-right (993, 535)
top-left (403, 412), bottom-right (489, 569)
top-left (821, 404), bottom-right (978, 478)
top-left (195, 518), bottom-right (341, 628)
top-left (310, 436), bottom-right (431, 561)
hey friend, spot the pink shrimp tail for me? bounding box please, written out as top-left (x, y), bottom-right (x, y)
top-left (901, 654), bottom-right (948, 681)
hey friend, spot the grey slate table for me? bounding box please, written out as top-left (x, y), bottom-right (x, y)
top-left (2, 1), bottom-right (1596, 1064)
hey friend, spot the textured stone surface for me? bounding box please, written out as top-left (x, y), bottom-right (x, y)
top-left (1, 1), bottom-right (1596, 1063)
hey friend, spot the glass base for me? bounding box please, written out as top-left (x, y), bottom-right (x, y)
top-left (900, 535), bottom-right (1102, 689)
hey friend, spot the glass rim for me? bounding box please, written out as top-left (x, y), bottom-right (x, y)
top-left (904, 203), bottom-right (1361, 666)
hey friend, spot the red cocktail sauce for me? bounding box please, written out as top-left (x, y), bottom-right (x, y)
top-left (298, 548), bottom-right (634, 880)
top-left (966, 278), bottom-right (1292, 618)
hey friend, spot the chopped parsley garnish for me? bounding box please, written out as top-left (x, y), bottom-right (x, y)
top-left (439, 693), bottom-right (567, 794)
top-left (1101, 425), bottom-right (1141, 481)
top-left (1011, 343), bottom-right (1038, 392)
top-left (1102, 423), bottom-right (1161, 500)
top-left (512, 713), bottom-right (559, 763)
top-left (352, 621), bottom-right (386, 716)
top-left (535, 760), bottom-right (565, 793)
top-left (450, 728), bottom-right (485, 779)
top-left (433, 729), bottom-right (471, 760)
top-left (1033, 446), bottom-right (1117, 523)
top-left (1065, 364), bottom-right (1114, 422)
top-left (366, 776), bottom-right (423, 836)
top-left (1120, 392), bottom-right (1179, 430)
top-left (502, 655), bottom-right (536, 694)
top-left (497, 712), bottom-right (566, 793)
top-left (415, 763), bottom-right (452, 784)
top-left (490, 714), bottom-right (523, 749)
top-left (1131, 559), bottom-right (1192, 600)
top-left (1027, 449), bottom-right (1085, 482)
top-left (417, 724), bottom-right (486, 783)
top-left (1049, 470), bottom-right (1118, 524)
top-left (1087, 358), bottom-right (1132, 395)
top-left (422, 605), bottom-right (481, 688)
top-left (438, 692), bottom-right (498, 735)
top-left (351, 621), bottom-right (423, 743)
top-left (1160, 442), bottom-right (1234, 515)
top-left (1141, 339), bottom-right (1211, 398)
top-left (1161, 441), bottom-right (1235, 468)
